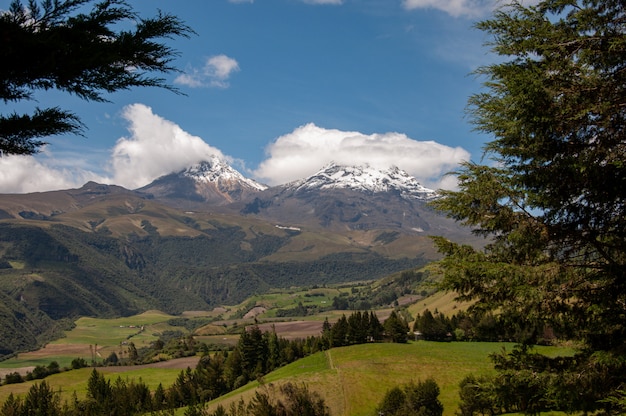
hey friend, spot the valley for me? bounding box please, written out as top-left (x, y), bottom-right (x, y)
top-left (0, 160), bottom-right (482, 357)
top-left (0, 160), bottom-right (494, 415)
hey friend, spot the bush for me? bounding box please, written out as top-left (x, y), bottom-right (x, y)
top-left (3, 372), bottom-right (23, 385)
top-left (377, 378), bottom-right (443, 416)
top-left (71, 357), bottom-right (88, 369)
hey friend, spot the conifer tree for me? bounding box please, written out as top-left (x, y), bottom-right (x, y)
top-left (0, 0), bottom-right (193, 155)
top-left (432, 0), bottom-right (626, 412)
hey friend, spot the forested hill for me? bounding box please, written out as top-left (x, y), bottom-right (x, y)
top-left (0, 218), bottom-right (428, 357)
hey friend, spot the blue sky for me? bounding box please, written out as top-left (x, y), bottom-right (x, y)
top-left (0, 0), bottom-right (504, 193)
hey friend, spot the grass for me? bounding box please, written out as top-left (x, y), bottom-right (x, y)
top-left (1, 332), bottom-right (574, 416)
top-left (222, 286), bottom-right (352, 321)
top-left (407, 290), bottom-right (474, 318)
top-left (53, 310), bottom-right (175, 345)
top-left (203, 341), bottom-right (573, 416)
top-left (0, 366), bottom-right (185, 403)
top-left (0, 287), bottom-right (575, 415)
top-left (2, 311), bottom-right (180, 369)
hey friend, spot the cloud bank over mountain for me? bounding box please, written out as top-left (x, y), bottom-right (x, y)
top-left (0, 104), bottom-right (469, 193)
top-left (254, 123), bottom-right (470, 190)
top-left (109, 104), bottom-right (227, 189)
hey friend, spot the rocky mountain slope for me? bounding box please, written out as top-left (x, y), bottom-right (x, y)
top-left (237, 163), bottom-right (467, 238)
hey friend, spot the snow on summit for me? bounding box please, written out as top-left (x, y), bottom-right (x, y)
top-left (183, 156), bottom-right (268, 191)
top-left (290, 162), bottom-right (438, 200)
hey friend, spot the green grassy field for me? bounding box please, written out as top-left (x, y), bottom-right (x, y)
top-left (53, 310), bottom-right (174, 345)
top-left (0, 365), bottom-right (187, 403)
top-left (0, 310), bottom-right (181, 369)
top-left (203, 341), bottom-right (573, 416)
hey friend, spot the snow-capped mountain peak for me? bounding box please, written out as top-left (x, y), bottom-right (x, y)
top-left (182, 156), bottom-right (267, 191)
top-left (288, 162), bottom-right (437, 200)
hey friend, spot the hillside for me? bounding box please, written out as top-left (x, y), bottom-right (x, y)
top-left (0, 163), bottom-right (481, 357)
top-left (0, 206), bottom-right (433, 357)
top-left (202, 342), bottom-right (518, 416)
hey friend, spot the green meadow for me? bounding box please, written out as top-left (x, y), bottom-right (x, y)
top-left (0, 324), bottom-right (573, 416)
top-left (203, 341), bottom-right (573, 416)
top-left (0, 366), bottom-right (185, 403)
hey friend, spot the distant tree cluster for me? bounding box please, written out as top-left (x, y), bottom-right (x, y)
top-left (322, 311), bottom-right (385, 347)
top-left (332, 270), bottom-right (427, 310)
top-left (377, 378), bottom-right (444, 416)
top-left (1, 361), bottom-right (60, 385)
top-left (412, 309), bottom-right (555, 344)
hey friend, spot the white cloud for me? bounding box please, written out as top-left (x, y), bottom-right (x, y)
top-left (253, 123), bottom-right (470, 190)
top-left (402, 0), bottom-right (493, 18)
top-left (174, 54), bottom-right (240, 89)
top-left (0, 112), bottom-right (468, 194)
top-left (0, 153), bottom-right (102, 193)
top-left (108, 103), bottom-right (226, 189)
top-left (402, 0), bottom-right (542, 18)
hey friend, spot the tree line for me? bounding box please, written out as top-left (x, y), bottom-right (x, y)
top-left (412, 308), bottom-right (557, 344)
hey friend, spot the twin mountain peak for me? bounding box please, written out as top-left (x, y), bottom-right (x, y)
top-left (133, 158), bottom-right (448, 234)
top-left (1, 157), bottom-right (456, 235)
top-left (140, 157), bottom-right (438, 205)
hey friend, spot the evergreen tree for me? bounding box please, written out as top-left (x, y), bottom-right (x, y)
top-left (0, 0), bottom-right (193, 155)
top-left (22, 381), bottom-right (60, 416)
top-left (431, 0), bottom-right (626, 412)
top-left (321, 317), bottom-right (332, 349)
top-left (86, 369), bottom-right (111, 405)
top-left (347, 311), bottom-right (368, 344)
top-left (153, 383), bottom-right (167, 411)
top-left (265, 327), bottom-right (281, 371)
top-left (368, 311), bottom-right (384, 341)
top-left (0, 393), bottom-right (22, 416)
top-left (330, 315), bottom-right (348, 347)
top-left (384, 311), bottom-right (409, 343)
top-left (415, 309), bottom-right (450, 341)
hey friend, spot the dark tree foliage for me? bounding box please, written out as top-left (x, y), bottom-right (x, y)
top-left (0, 0), bottom-right (194, 155)
top-left (413, 309), bottom-right (451, 342)
top-left (431, 0), bottom-right (626, 413)
top-left (377, 386), bottom-right (406, 416)
top-left (205, 383), bottom-right (331, 416)
top-left (383, 311), bottom-right (409, 343)
top-left (377, 378), bottom-right (443, 416)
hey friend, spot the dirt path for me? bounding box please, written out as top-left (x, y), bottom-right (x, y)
top-left (325, 349), bottom-right (347, 415)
